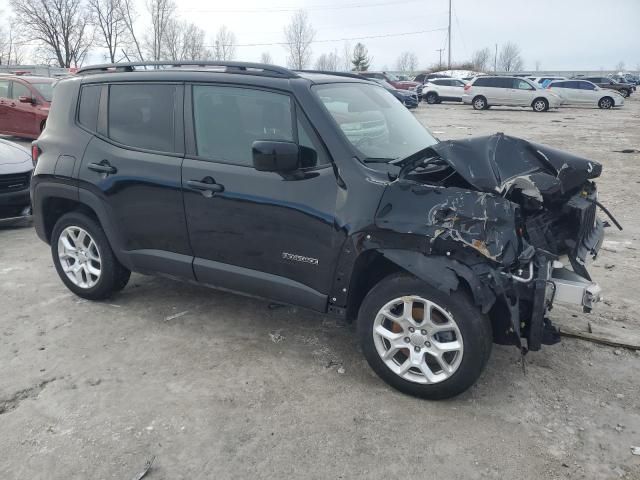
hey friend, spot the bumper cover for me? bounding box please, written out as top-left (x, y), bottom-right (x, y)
top-left (0, 188), bottom-right (31, 220)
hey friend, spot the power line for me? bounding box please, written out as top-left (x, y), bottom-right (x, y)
top-left (182, 0), bottom-right (423, 13)
top-left (205, 27), bottom-right (448, 48)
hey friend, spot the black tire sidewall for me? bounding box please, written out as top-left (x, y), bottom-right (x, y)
top-left (533, 98), bottom-right (548, 112)
top-left (426, 92), bottom-right (438, 104)
top-left (472, 96), bottom-right (486, 110)
top-left (51, 212), bottom-right (123, 300)
top-left (599, 97), bottom-right (612, 109)
top-left (357, 273), bottom-right (492, 400)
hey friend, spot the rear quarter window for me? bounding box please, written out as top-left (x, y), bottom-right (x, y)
top-left (77, 84), bottom-right (102, 132)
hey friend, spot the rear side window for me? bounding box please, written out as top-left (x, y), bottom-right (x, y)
top-left (192, 85), bottom-right (293, 166)
top-left (108, 83), bottom-right (177, 152)
top-left (78, 84), bottom-right (102, 132)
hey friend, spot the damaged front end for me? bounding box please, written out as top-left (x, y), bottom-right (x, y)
top-left (376, 133), bottom-right (618, 352)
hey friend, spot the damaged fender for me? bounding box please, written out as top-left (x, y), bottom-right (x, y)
top-left (378, 249), bottom-right (497, 314)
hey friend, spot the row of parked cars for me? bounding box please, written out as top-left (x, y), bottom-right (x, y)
top-left (419, 74), bottom-right (635, 111)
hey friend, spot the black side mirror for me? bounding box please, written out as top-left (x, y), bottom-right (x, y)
top-left (252, 140), bottom-right (300, 172)
top-left (18, 95), bottom-right (34, 104)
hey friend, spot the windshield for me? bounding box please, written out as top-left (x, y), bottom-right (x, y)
top-left (372, 78), bottom-right (395, 90)
top-left (30, 81), bottom-right (54, 102)
top-left (313, 83), bottom-right (437, 162)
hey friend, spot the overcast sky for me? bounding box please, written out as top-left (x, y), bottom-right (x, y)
top-left (2, 0), bottom-right (639, 71)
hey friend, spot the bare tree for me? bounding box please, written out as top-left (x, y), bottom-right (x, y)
top-left (88, 0), bottom-right (129, 62)
top-left (351, 42), bottom-right (371, 71)
top-left (396, 51), bottom-right (418, 74)
top-left (118, 0), bottom-right (144, 60)
top-left (146, 0), bottom-right (175, 61)
top-left (283, 10), bottom-right (315, 69)
top-left (315, 51), bottom-right (339, 71)
top-left (162, 19), bottom-right (209, 61)
top-left (615, 61), bottom-right (625, 72)
top-left (0, 23), bottom-right (25, 65)
top-left (213, 26), bottom-right (236, 61)
top-left (260, 52), bottom-right (272, 64)
top-left (471, 47), bottom-right (490, 72)
top-left (10, 0), bottom-right (93, 67)
top-left (498, 42), bottom-right (523, 72)
top-left (342, 41), bottom-right (352, 71)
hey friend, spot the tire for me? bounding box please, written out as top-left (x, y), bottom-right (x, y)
top-left (357, 273), bottom-right (492, 400)
top-left (425, 92), bottom-right (439, 104)
top-left (620, 89), bottom-right (630, 98)
top-left (51, 211), bottom-right (131, 300)
top-left (532, 97), bottom-right (549, 112)
top-left (598, 97), bottom-right (613, 109)
top-left (472, 96), bottom-right (487, 110)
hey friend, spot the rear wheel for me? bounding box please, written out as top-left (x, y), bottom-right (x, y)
top-left (472, 96), bottom-right (487, 110)
top-left (51, 211), bottom-right (130, 300)
top-left (357, 273), bottom-right (492, 399)
top-left (598, 97), bottom-right (613, 109)
top-left (532, 97), bottom-right (549, 112)
top-left (425, 92), bottom-right (439, 104)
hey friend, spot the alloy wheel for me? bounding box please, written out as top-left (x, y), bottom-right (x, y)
top-left (473, 98), bottom-right (485, 109)
top-left (534, 100), bottom-right (547, 112)
top-left (57, 226), bottom-right (102, 289)
top-left (372, 295), bottom-right (464, 384)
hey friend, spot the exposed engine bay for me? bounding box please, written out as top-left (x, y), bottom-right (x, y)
top-left (376, 133), bottom-right (621, 352)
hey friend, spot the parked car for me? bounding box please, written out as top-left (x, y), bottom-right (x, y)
top-left (0, 139), bottom-right (32, 223)
top-left (413, 72), bottom-right (451, 84)
top-left (0, 75), bottom-right (55, 139)
top-left (546, 79), bottom-right (624, 109)
top-left (527, 76), bottom-right (567, 88)
top-left (32, 61), bottom-right (611, 399)
top-left (360, 71), bottom-right (423, 97)
top-left (369, 78), bottom-right (419, 109)
top-left (422, 78), bottom-right (467, 104)
top-left (462, 76), bottom-right (563, 111)
top-left (580, 76), bottom-right (634, 98)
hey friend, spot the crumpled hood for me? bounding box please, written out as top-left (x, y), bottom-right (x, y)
top-left (0, 139), bottom-right (31, 174)
top-left (429, 133), bottom-right (602, 201)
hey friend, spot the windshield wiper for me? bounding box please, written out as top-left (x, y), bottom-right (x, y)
top-left (363, 157), bottom-right (396, 163)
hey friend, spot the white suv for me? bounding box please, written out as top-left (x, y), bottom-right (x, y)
top-left (422, 78), bottom-right (467, 104)
top-left (462, 76), bottom-right (564, 112)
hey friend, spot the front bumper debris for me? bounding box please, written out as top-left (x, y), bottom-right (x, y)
top-left (551, 266), bottom-right (602, 312)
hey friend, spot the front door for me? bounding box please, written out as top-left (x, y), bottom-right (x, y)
top-left (78, 82), bottom-right (193, 277)
top-left (0, 80), bottom-right (11, 133)
top-left (182, 84), bottom-right (339, 310)
top-left (10, 81), bottom-right (38, 137)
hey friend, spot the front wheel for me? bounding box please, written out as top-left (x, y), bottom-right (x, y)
top-left (357, 273), bottom-right (492, 399)
top-left (598, 97), bottom-right (613, 109)
top-left (532, 98), bottom-right (549, 112)
top-left (620, 89), bottom-right (630, 98)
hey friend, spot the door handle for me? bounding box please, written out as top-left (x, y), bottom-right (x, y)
top-left (187, 177), bottom-right (224, 197)
top-left (187, 179), bottom-right (224, 192)
top-left (87, 160), bottom-right (117, 175)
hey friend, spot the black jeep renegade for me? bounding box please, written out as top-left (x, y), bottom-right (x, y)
top-left (31, 61), bottom-right (611, 399)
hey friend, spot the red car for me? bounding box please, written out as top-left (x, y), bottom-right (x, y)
top-left (0, 75), bottom-right (55, 139)
top-left (360, 71), bottom-right (423, 97)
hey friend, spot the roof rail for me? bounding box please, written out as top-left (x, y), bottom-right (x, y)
top-left (76, 61), bottom-right (299, 79)
top-left (296, 70), bottom-right (371, 80)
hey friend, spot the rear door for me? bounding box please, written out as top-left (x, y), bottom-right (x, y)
top-left (181, 83), bottom-right (339, 310)
top-left (78, 82), bottom-right (194, 277)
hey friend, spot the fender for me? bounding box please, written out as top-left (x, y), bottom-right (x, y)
top-left (379, 249), bottom-right (497, 314)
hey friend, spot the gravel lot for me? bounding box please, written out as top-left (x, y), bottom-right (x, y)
top-left (1, 96), bottom-right (640, 479)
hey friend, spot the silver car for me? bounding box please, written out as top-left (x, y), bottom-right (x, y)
top-left (547, 79), bottom-right (625, 109)
top-left (462, 76), bottom-right (564, 112)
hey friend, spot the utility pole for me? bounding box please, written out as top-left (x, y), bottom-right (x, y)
top-left (494, 43), bottom-right (498, 72)
top-left (436, 48), bottom-right (444, 70)
top-left (447, 0), bottom-right (452, 70)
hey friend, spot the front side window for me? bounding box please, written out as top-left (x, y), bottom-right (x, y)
top-left (193, 85), bottom-right (293, 166)
top-left (313, 82), bottom-right (437, 162)
top-left (108, 84), bottom-right (177, 152)
top-left (11, 82), bottom-right (31, 99)
top-left (0, 80), bottom-right (8, 98)
top-left (515, 79), bottom-right (533, 90)
top-left (578, 81), bottom-right (595, 90)
top-left (30, 81), bottom-right (55, 102)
